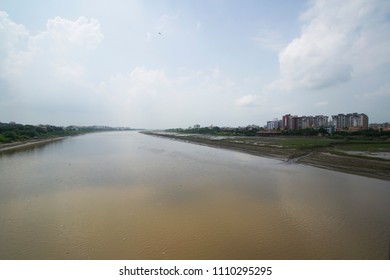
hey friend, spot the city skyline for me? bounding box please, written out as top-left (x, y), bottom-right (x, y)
top-left (266, 112), bottom-right (369, 131)
top-left (0, 0), bottom-right (389, 128)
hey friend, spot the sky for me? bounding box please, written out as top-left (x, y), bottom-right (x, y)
top-left (0, 0), bottom-right (389, 129)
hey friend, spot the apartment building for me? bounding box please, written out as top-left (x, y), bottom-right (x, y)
top-left (331, 113), bottom-right (368, 130)
top-left (281, 114), bottom-right (329, 130)
top-left (273, 113), bottom-right (368, 131)
top-left (267, 118), bottom-right (280, 130)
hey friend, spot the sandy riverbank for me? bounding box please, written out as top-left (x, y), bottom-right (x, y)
top-left (0, 137), bottom-right (66, 154)
top-left (143, 131), bottom-right (390, 181)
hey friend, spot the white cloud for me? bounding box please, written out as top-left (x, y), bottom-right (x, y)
top-left (252, 30), bottom-right (284, 52)
top-left (157, 14), bottom-right (177, 34)
top-left (95, 68), bottom-right (172, 127)
top-left (38, 16), bottom-right (103, 50)
top-left (270, 0), bottom-right (390, 91)
top-left (0, 11), bottom-right (28, 50)
top-left (0, 10), bottom-right (242, 127)
top-left (0, 11), bottom-right (27, 41)
top-left (98, 67), bottom-right (170, 101)
top-left (0, 12), bottom-right (105, 124)
top-left (1, 13), bottom-right (103, 82)
top-left (0, 11), bottom-right (29, 78)
top-left (52, 61), bottom-right (86, 82)
top-left (94, 66), bottom-right (243, 127)
top-left (314, 100), bottom-right (328, 107)
top-left (130, 67), bottom-right (168, 85)
top-left (236, 95), bottom-right (258, 107)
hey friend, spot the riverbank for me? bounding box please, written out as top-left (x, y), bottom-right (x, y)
top-left (0, 137), bottom-right (66, 154)
top-left (142, 131), bottom-right (390, 181)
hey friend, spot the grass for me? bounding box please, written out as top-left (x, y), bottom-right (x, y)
top-left (334, 142), bottom-right (390, 152)
top-left (223, 136), bottom-right (390, 153)
top-left (273, 138), bottom-right (339, 149)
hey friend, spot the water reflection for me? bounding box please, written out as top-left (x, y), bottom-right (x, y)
top-left (0, 131), bottom-right (389, 259)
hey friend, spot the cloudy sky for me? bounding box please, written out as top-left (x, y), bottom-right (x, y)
top-left (0, 0), bottom-right (389, 128)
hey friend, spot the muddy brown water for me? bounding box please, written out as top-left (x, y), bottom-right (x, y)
top-left (0, 131), bottom-right (389, 259)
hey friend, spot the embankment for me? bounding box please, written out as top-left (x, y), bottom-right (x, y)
top-left (0, 137), bottom-right (66, 154)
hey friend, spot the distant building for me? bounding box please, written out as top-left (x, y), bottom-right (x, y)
top-left (314, 115), bottom-right (328, 128)
top-left (357, 113), bottom-right (369, 129)
top-left (266, 118), bottom-right (280, 130)
top-left (275, 112), bottom-right (368, 132)
top-left (326, 125), bottom-right (336, 134)
top-left (282, 114), bottom-right (293, 130)
top-left (331, 113), bottom-right (368, 130)
top-left (370, 122), bottom-right (390, 131)
top-left (292, 115), bottom-right (299, 130)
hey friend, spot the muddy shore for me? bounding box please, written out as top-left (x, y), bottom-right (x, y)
top-left (0, 137), bottom-right (66, 154)
top-left (143, 131), bottom-right (390, 181)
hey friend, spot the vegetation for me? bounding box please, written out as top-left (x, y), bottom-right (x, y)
top-left (273, 138), bottom-right (339, 149)
top-left (166, 125), bottom-right (263, 136)
top-left (164, 125), bottom-right (390, 157)
top-left (280, 127), bottom-right (328, 136)
top-left (167, 125), bottom-right (390, 141)
top-left (0, 122), bottom-right (133, 143)
top-left (329, 129), bottom-right (390, 140)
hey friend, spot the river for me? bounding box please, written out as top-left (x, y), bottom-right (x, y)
top-left (0, 131), bottom-right (389, 259)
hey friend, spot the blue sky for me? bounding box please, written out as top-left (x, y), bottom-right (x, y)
top-left (0, 0), bottom-right (389, 128)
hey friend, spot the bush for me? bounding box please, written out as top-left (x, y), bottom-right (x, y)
top-left (0, 134), bottom-right (9, 143)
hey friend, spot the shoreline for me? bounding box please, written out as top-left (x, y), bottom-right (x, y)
top-left (0, 137), bottom-right (66, 154)
top-left (142, 131), bottom-right (390, 181)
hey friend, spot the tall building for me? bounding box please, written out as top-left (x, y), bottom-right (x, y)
top-left (331, 114), bottom-right (346, 129)
top-left (331, 113), bottom-right (368, 130)
top-left (267, 118), bottom-right (280, 130)
top-left (314, 115), bottom-right (328, 128)
top-left (282, 114), bottom-right (328, 130)
top-left (358, 113), bottom-right (369, 129)
top-left (282, 114), bottom-right (292, 130)
top-left (292, 116), bottom-right (299, 130)
top-left (280, 113), bottom-right (366, 131)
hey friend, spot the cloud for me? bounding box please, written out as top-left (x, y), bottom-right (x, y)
top-left (157, 14), bottom-right (177, 34)
top-left (95, 67), bottom-right (172, 127)
top-left (270, 0), bottom-right (390, 91)
top-left (0, 11), bottom-right (28, 51)
top-left (0, 12), bottom-right (105, 123)
top-left (252, 30), bottom-right (284, 52)
top-left (95, 66), bottom-right (242, 127)
top-left (361, 83), bottom-right (390, 99)
top-left (0, 10), bottom-right (243, 127)
top-left (314, 100), bottom-right (328, 107)
top-left (236, 95), bottom-right (259, 107)
top-left (1, 12), bottom-right (103, 82)
top-left (98, 67), bottom-right (170, 101)
top-left (38, 16), bottom-right (103, 50)
top-left (0, 11), bottom-right (29, 78)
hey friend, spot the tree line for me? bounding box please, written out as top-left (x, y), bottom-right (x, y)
top-left (0, 122), bottom-right (132, 143)
top-left (166, 125), bottom-right (390, 139)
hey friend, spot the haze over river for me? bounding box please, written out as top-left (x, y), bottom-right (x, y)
top-left (0, 131), bottom-right (389, 259)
